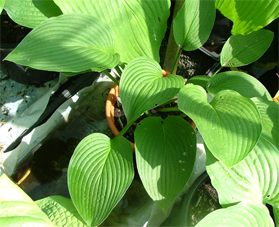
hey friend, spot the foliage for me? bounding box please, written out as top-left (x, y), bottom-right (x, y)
top-left (1, 0), bottom-right (279, 226)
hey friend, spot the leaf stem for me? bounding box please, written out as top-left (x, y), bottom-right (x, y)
top-left (115, 65), bottom-right (123, 77)
top-left (171, 47), bottom-right (183, 74)
top-left (103, 69), bottom-right (119, 86)
top-left (156, 106), bottom-right (180, 113)
top-left (115, 118), bottom-right (137, 139)
top-left (212, 65), bottom-right (223, 77)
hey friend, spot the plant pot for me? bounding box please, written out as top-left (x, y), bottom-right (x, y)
top-left (180, 171), bottom-right (222, 226)
top-left (105, 69), bottom-right (196, 149)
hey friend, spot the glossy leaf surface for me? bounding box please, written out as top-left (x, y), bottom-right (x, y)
top-left (135, 116), bottom-right (196, 212)
top-left (207, 71), bottom-right (272, 101)
top-left (173, 0), bottom-right (215, 51)
top-left (5, 13), bottom-right (120, 73)
top-left (206, 136), bottom-right (279, 207)
top-left (36, 196), bottom-right (87, 227)
top-left (0, 174), bottom-right (54, 227)
top-left (120, 57), bottom-right (184, 122)
top-left (252, 98), bottom-right (279, 149)
top-left (178, 84), bottom-right (262, 168)
top-left (4, 0), bottom-right (62, 28)
top-left (196, 203), bottom-right (274, 227)
top-left (68, 133), bottom-right (134, 227)
top-left (216, 0), bottom-right (279, 35)
top-left (221, 29), bottom-right (274, 67)
top-left (54, 0), bottom-right (170, 63)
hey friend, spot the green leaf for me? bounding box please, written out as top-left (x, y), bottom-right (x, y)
top-left (54, 0), bottom-right (170, 63)
top-left (0, 174), bottom-right (54, 227)
top-left (120, 57), bottom-right (184, 122)
top-left (186, 75), bottom-right (210, 90)
top-left (0, 0), bottom-right (5, 15)
top-left (274, 206), bottom-right (279, 227)
top-left (173, 0), bottom-right (216, 51)
top-left (36, 196), bottom-right (87, 227)
top-left (221, 29), bottom-right (274, 67)
top-left (5, 13), bottom-right (120, 73)
top-left (252, 98), bottom-right (279, 149)
top-left (207, 71), bottom-right (272, 101)
top-left (178, 84), bottom-right (262, 168)
top-left (4, 0), bottom-right (62, 28)
top-left (135, 116), bottom-right (196, 213)
top-left (206, 136), bottom-right (279, 207)
top-left (196, 202), bottom-right (274, 227)
top-left (215, 0), bottom-right (279, 35)
top-left (68, 133), bottom-right (134, 227)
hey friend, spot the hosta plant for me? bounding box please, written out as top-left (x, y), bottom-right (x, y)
top-left (1, 0), bottom-right (279, 226)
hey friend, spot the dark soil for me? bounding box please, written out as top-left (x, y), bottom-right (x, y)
top-left (188, 177), bottom-right (222, 226)
top-left (1, 13), bottom-right (32, 44)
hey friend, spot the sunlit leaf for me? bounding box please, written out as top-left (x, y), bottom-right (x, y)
top-left (207, 71), bottom-right (272, 101)
top-left (54, 0), bottom-right (170, 63)
top-left (4, 0), bottom-right (62, 28)
top-left (215, 0), bottom-right (279, 35)
top-left (178, 84), bottom-right (262, 168)
top-left (120, 57), bottom-right (184, 122)
top-left (36, 196), bottom-right (87, 227)
top-left (206, 136), bottom-right (279, 207)
top-left (173, 0), bottom-right (215, 51)
top-left (5, 13), bottom-right (120, 73)
top-left (68, 133), bottom-right (134, 226)
top-left (196, 202), bottom-right (274, 227)
top-left (221, 29), bottom-right (274, 67)
top-left (0, 174), bottom-right (54, 226)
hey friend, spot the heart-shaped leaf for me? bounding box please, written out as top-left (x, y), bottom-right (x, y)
top-left (0, 174), bottom-right (54, 227)
top-left (252, 98), bottom-right (279, 149)
top-left (178, 84), bottom-right (262, 168)
top-left (68, 133), bottom-right (134, 226)
top-left (207, 71), bottom-right (272, 101)
top-left (173, 0), bottom-right (216, 51)
top-left (54, 0), bottom-right (170, 63)
top-left (5, 13), bottom-right (120, 73)
top-left (120, 57), bottom-right (184, 122)
top-left (4, 0), bottom-right (62, 28)
top-left (36, 196), bottom-right (87, 227)
top-left (216, 0), bottom-right (279, 35)
top-left (196, 202), bottom-right (274, 227)
top-left (221, 29), bottom-right (274, 67)
top-left (206, 136), bottom-right (279, 207)
top-left (135, 116), bottom-right (196, 212)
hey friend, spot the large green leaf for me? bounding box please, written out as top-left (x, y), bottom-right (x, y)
top-left (196, 202), bottom-right (274, 227)
top-left (0, 174), bottom-right (54, 227)
top-left (120, 57), bottom-right (184, 122)
top-left (207, 71), bottom-right (272, 101)
top-left (215, 0), bottom-right (279, 35)
top-left (4, 0), bottom-right (62, 28)
top-left (221, 29), bottom-right (274, 67)
top-left (173, 0), bottom-right (216, 51)
top-left (54, 0), bottom-right (170, 63)
top-left (274, 206), bottom-right (279, 227)
top-left (206, 136), bottom-right (279, 207)
top-left (5, 13), bottom-right (120, 73)
top-left (68, 133), bottom-right (134, 227)
top-left (252, 98), bottom-right (279, 149)
top-left (178, 84), bottom-right (262, 168)
top-left (36, 196), bottom-right (87, 227)
top-left (135, 116), bottom-right (196, 213)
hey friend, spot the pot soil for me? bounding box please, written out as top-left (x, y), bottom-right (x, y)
top-left (180, 171), bottom-right (222, 226)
